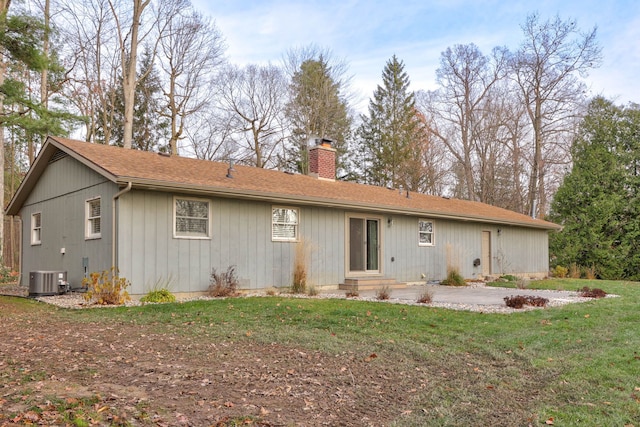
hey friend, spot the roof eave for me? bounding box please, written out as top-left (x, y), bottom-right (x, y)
top-left (6, 137), bottom-right (118, 216)
top-left (120, 178), bottom-right (561, 231)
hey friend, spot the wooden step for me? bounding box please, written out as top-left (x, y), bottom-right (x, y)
top-left (339, 277), bottom-right (406, 291)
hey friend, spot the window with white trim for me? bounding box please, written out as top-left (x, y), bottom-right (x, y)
top-left (272, 207), bottom-right (299, 241)
top-left (418, 219), bottom-right (434, 246)
top-left (174, 197), bottom-right (210, 238)
top-left (86, 198), bottom-right (101, 239)
top-left (31, 212), bottom-right (42, 245)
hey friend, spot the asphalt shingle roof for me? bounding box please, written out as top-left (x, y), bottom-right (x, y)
top-left (8, 136), bottom-right (560, 230)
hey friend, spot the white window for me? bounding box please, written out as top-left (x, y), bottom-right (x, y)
top-left (31, 212), bottom-right (42, 245)
top-left (174, 197), bottom-right (210, 238)
top-left (418, 219), bottom-right (434, 246)
top-left (86, 198), bottom-right (101, 239)
top-left (272, 207), bottom-right (299, 241)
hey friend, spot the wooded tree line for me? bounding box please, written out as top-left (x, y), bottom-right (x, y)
top-left (4, 1), bottom-right (629, 278)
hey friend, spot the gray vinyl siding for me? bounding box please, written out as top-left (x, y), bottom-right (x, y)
top-left (117, 189), bottom-right (550, 295)
top-left (384, 216), bottom-right (549, 282)
top-left (19, 154), bottom-right (116, 288)
top-left (117, 191), bottom-right (346, 294)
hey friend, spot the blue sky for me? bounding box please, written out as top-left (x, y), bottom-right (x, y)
top-left (194, 0), bottom-right (640, 111)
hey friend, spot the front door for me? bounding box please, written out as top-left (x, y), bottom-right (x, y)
top-left (348, 217), bottom-right (380, 274)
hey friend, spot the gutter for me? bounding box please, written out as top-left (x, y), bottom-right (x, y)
top-left (117, 178), bottom-right (561, 231)
top-left (112, 182), bottom-right (132, 271)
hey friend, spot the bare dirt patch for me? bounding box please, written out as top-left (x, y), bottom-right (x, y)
top-left (0, 295), bottom-right (430, 426)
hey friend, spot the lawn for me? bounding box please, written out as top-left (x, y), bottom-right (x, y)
top-left (1, 278), bottom-right (638, 426)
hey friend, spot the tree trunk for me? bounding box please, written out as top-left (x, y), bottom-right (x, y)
top-left (36, 0), bottom-right (49, 162)
top-left (120, 0), bottom-right (150, 149)
top-left (0, 0), bottom-right (10, 261)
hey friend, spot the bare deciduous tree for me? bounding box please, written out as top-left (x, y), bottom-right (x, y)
top-left (511, 12), bottom-right (601, 217)
top-left (216, 63), bottom-right (288, 168)
top-left (427, 43), bottom-right (507, 202)
top-left (157, 8), bottom-right (225, 155)
top-left (58, 0), bottom-right (120, 143)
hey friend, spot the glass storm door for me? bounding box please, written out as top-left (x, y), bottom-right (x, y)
top-left (349, 217), bottom-right (380, 273)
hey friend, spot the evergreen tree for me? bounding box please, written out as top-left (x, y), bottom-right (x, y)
top-left (549, 97), bottom-right (640, 279)
top-left (96, 46), bottom-right (168, 150)
top-left (356, 55), bottom-right (422, 188)
top-left (284, 56), bottom-right (351, 175)
top-left (0, 1), bottom-right (77, 258)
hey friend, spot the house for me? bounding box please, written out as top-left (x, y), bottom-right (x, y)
top-left (6, 136), bottom-right (560, 296)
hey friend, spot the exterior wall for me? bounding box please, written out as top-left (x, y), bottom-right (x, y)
top-left (116, 189), bottom-right (550, 295)
top-left (19, 154), bottom-right (117, 288)
top-left (384, 216), bottom-right (549, 282)
top-left (116, 191), bottom-right (346, 294)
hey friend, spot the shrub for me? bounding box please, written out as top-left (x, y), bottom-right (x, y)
top-left (441, 268), bottom-right (466, 286)
top-left (307, 284), bottom-right (318, 296)
top-left (291, 242), bottom-right (307, 294)
top-left (0, 265), bottom-right (19, 285)
top-left (209, 266), bottom-right (239, 297)
top-left (376, 286), bottom-right (391, 300)
top-left (569, 263), bottom-right (581, 279)
top-left (551, 265), bottom-right (568, 278)
top-left (345, 290), bottom-right (359, 298)
top-left (516, 277), bottom-right (530, 289)
top-left (583, 265), bottom-right (597, 280)
top-left (82, 268), bottom-right (131, 305)
top-left (500, 274), bottom-right (517, 282)
top-left (265, 287), bottom-right (278, 296)
top-left (504, 295), bottom-right (549, 309)
top-left (140, 288), bottom-right (176, 304)
top-left (578, 286), bottom-right (607, 298)
top-left (416, 289), bottom-right (433, 304)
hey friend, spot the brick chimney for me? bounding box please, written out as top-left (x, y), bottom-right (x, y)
top-left (308, 137), bottom-right (336, 180)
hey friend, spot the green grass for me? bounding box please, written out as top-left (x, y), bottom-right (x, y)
top-left (6, 279), bottom-right (640, 426)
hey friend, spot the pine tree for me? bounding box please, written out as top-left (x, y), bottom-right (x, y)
top-left (0, 1), bottom-right (76, 258)
top-left (549, 97), bottom-right (640, 279)
top-left (356, 55), bottom-right (421, 188)
top-left (96, 46), bottom-right (168, 150)
top-left (284, 56), bottom-right (351, 175)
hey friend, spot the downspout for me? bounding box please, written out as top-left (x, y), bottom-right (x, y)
top-left (112, 182), bottom-right (132, 271)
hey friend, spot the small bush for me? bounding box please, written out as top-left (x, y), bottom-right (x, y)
top-left (569, 263), bottom-right (581, 279)
top-left (291, 242), bottom-right (307, 294)
top-left (441, 269), bottom-right (466, 286)
top-left (516, 277), bottom-right (530, 289)
top-left (82, 268), bottom-right (131, 305)
top-left (376, 286), bottom-right (391, 300)
top-left (416, 290), bottom-right (433, 304)
top-left (552, 265), bottom-right (568, 278)
top-left (345, 290), bottom-right (359, 298)
top-left (307, 284), bottom-right (318, 296)
top-left (500, 274), bottom-right (517, 282)
top-left (140, 288), bottom-right (176, 304)
top-left (578, 286), bottom-right (607, 298)
top-left (209, 266), bottom-right (239, 297)
top-left (504, 295), bottom-right (549, 309)
top-left (265, 287), bottom-right (278, 296)
top-left (0, 265), bottom-right (19, 284)
top-left (583, 265), bottom-right (597, 280)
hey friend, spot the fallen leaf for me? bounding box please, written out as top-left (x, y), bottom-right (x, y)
top-left (546, 417), bottom-right (554, 425)
top-left (584, 314), bottom-right (590, 318)
top-left (224, 401), bottom-right (234, 407)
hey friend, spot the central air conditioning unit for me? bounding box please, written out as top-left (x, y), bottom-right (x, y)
top-left (29, 271), bottom-right (68, 297)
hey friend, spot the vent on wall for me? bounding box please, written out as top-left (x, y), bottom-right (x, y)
top-left (29, 271), bottom-right (67, 296)
top-left (48, 149), bottom-right (68, 164)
